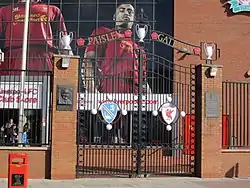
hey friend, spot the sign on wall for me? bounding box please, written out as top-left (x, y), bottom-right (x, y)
top-left (78, 93), bottom-right (178, 111)
top-left (229, 0), bottom-right (250, 13)
top-left (0, 82), bottom-right (43, 109)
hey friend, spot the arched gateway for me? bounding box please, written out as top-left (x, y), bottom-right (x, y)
top-left (76, 9), bottom-right (205, 178)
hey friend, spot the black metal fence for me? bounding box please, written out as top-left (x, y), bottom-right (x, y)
top-left (76, 54), bottom-right (196, 177)
top-left (222, 81), bottom-right (250, 149)
top-left (0, 69), bottom-right (52, 147)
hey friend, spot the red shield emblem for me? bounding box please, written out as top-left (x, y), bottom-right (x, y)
top-left (161, 103), bottom-right (178, 125)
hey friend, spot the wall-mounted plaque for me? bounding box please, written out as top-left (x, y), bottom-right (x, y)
top-left (56, 85), bottom-right (74, 111)
top-left (205, 92), bottom-right (220, 118)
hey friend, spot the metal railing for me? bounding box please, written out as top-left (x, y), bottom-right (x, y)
top-left (0, 69), bottom-right (52, 147)
top-left (76, 53), bottom-right (196, 177)
top-left (222, 81), bottom-right (250, 149)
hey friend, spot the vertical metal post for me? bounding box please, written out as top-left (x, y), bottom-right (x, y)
top-left (134, 8), bottom-right (148, 177)
top-left (136, 47), bottom-right (144, 175)
top-left (41, 75), bottom-right (50, 145)
top-left (18, 0), bottom-right (31, 145)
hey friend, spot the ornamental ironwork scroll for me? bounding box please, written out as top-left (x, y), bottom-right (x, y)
top-left (150, 30), bottom-right (201, 56)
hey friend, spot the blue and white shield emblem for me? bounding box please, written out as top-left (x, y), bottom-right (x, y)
top-left (99, 101), bottom-right (119, 124)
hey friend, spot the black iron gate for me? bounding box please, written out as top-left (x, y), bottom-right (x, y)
top-left (76, 41), bottom-right (196, 177)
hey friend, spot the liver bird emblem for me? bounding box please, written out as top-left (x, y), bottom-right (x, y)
top-left (166, 109), bottom-right (174, 119)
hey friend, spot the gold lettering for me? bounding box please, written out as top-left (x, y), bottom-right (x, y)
top-left (88, 32), bottom-right (122, 45)
top-left (100, 34), bottom-right (107, 43)
top-left (14, 13), bottom-right (47, 23)
top-left (158, 34), bottom-right (164, 42)
top-left (14, 14), bottom-right (25, 20)
top-left (40, 15), bottom-right (48, 22)
top-left (158, 34), bottom-right (175, 46)
top-left (96, 35), bottom-right (102, 44)
top-left (168, 37), bottom-right (174, 46)
top-left (105, 33), bottom-right (112, 41)
top-left (110, 32), bottom-right (116, 40)
top-left (162, 36), bottom-right (169, 44)
top-left (88, 37), bottom-right (93, 44)
top-left (93, 37), bottom-right (100, 45)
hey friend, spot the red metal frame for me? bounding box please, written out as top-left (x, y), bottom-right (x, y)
top-left (183, 114), bottom-right (229, 152)
top-left (222, 115), bottom-right (229, 149)
top-left (184, 114), bottom-right (195, 155)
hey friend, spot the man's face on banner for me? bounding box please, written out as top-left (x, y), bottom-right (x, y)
top-left (115, 4), bottom-right (135, 29)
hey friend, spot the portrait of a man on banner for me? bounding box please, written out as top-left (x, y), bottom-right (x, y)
top-left (83, 3), bottom-right (151, 94)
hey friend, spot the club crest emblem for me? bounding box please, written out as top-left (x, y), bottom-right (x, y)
top-left (228, 0), bottom-right (250, 13)
top-left (161, 102), bottom-right (179, 125)
top-left (99, 101), bottom-right (119, 124)
top-left (153, 94), bottom-right (186, 131)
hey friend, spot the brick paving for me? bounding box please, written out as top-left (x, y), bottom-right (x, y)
top-left (1, 177), bottom-right (250, 188)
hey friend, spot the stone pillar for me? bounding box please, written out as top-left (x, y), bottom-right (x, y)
top-left (50, 55), bottom-right (79, 179)
top-left (195, 64), bottom-right (223, 178)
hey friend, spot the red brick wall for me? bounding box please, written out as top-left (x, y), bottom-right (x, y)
top-left (221, 151), bottom-right (250, 178)
top-left (50, 55), bottom-right (79, 180)
top-left (174, 0), bottom-right (250, 81)
top-left (195, 64), bottom-right (223, 178)
top-left (175, 1), bottom-right (250, 178)
top-left (0, 148), bottom-right (50, 179)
